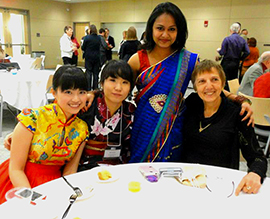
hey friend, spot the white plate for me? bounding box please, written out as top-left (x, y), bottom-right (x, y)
top-left (95, 168), bottom-right (120, 184)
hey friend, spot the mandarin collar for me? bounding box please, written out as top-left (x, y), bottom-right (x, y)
top-left (51, 103), bottom-right (77, 125)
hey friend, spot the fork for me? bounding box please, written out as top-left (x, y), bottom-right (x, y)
top-left (62, 194), bottom-right (78, 219)
top-left (62, 176), bottom-right (83, 197)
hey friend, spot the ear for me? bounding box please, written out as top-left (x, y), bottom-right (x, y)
top-left (51, 89), bottom-right (57, 99)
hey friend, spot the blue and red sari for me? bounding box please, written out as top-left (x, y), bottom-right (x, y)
top-left (130, 49), bottom-right (198, 162)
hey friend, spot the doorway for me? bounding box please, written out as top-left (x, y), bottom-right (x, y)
top-left (0, 8), bottom-right (30, 57)
top-left (74, 22), bottom-right (90, 67)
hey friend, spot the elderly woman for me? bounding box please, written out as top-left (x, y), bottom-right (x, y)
top-left (181, 59), bottom-right (267, 196)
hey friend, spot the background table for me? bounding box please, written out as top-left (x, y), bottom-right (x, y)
top-left (0, 162), bottom-right (269, 219)
top-left (0, 69), bottom-right (54, 111)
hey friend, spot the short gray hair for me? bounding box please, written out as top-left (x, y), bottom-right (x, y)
top-left (260, 51), bottom-right (270, 63)
top-left (230, 23), bottom-right (240, 33)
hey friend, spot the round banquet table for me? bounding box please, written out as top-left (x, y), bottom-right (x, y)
top-left (0, 69), bottom-right (54, 110)
top-left (0, 162), bottom-right (269, 219)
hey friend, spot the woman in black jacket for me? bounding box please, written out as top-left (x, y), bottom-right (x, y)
top-left (119, 26), bottom-right (141, 62)
top-left (82, 24), bottom-right (101, 90)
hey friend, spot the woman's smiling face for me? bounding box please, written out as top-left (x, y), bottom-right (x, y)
top-left (152, 13), bottom-right (177, 49)
top-left (195, 67), bottom-right (224, 105)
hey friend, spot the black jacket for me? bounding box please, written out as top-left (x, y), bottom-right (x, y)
top-left (81, 34), bottom-right (101, 61)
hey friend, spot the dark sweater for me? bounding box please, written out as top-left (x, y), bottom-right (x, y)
top-left (181, 92), bottom-right (267, 182)
top-left (119, 40), bottom-right (141, 62)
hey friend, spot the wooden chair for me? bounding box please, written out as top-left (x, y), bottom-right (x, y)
top-left (228, 79), bottom-right (240, 95)
top-left (45, 74), bottom-right (54, 105)
top-left (239, 92), bottom-right (270, 155)
top-left (40, 55), bottom-right (46, 69)
top-left (30, 57), bottom-right (42, 70)
top-left (55, 64), bottom-right (62, 71)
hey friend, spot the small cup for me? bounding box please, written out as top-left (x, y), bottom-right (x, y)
top-left (128, 181), bottom-right (141, 193)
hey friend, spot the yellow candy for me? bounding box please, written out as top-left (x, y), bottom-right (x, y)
top-left (128, 181), bottom-right (141, 193)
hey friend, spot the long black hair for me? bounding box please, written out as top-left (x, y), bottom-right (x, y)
top-left (142, 2), bottom-right (188, 52)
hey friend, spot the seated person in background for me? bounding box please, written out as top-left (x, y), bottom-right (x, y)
top-left (181, 60), bottom-right (267, 196)
top-left (238, 51), bottom-right (270, 96)
top-left (240, 37), bottom-right (259, 79)
top-left (78, 60), bottom-right (135, 171)
top-left (253, 72), bottom-right (270, 98)
top-left (3, 60), bottom-right (135, 172)
top-left (0, 65), bottom-right (89, 204)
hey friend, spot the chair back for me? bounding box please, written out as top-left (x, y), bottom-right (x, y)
top-left (228, 79), bottom-right (240, 95)
top-left (40, 55), bottom-right (46, 69)
top-left (239, 92), bottom-right (270, 126)
top-left (55, 64), bottom-right (62, 71)
top-left (46, 75), bottom-right (54, 93)
top-left (30, 57), bottom-right (42, 70)
top-left (45, 74), bottom-right (54, 105)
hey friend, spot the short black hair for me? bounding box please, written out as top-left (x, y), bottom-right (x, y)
top-left (142, 2), bottom-right (188, 51)
top-left (99, 28), bottom-right (105, 34)
top-left (100, 60), bottom-right (134, 91)
top-left (53, 65), bottom-right (88, 91)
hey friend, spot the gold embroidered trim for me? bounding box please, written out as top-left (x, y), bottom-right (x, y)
top-left (149, 94), bottom-right (167, 113)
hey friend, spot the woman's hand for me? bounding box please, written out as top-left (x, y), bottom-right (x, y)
top-left (235, 172), bottom-right (262, 196)
top-left (240, 102), bottom-right (254, 127)
top-left (81, 92), bottom-right (95, 112)
top-left (224, 90), bottom-right (254, 127)
top-left (4, 132), bottom-right (13, 151)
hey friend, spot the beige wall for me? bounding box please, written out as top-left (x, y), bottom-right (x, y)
top-left (70, 0), bottom-right (270, 61)
top-left (1, 0), bottom-right (270, 68)
top-left (1, 0), bottom-right (71, 68)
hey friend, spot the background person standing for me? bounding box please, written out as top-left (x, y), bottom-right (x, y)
top-left (82, 24), bottom-right (101, 90)
top-left (98, 28), bottom-right (109, 67)
top-left (217, 23), bottom-right (250, 91)
top-left (105, 28), bottom-right (115, 61)
top-left (60, 26), bottom-right (77, 65)
top-left (71, 33), bottom-right (80, 66)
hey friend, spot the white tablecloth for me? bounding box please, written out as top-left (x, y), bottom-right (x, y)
top-left (0, 69), bottom-right (54, 110)
top-left (0, 162), bottom-right (269, 219)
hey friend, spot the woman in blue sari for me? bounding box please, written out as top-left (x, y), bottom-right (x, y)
top-left (128, 2), bottom-right (253, 163)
